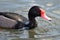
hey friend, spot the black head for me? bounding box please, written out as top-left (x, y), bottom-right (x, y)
top-left (28, 6), bottom-right (52, 21)
top-left (28, 6), bottom-right (40, 17)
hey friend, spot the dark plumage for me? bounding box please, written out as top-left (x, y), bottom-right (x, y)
top-left (0, 6), bottom-right (52, 30)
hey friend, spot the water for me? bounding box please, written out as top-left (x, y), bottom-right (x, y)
top-left (0, 0), bottom-right (60, 40)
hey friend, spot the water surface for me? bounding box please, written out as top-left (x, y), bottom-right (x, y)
top-left (0, 0), bottom-right (60, 40)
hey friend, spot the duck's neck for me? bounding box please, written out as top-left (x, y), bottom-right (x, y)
top-left (29, 18), bottom-right (37, 27)
top-left (26, 14), bottom-right (37, 30)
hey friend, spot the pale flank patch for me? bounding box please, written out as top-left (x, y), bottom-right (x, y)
top-left (0, 15), bottom-right (17, 28)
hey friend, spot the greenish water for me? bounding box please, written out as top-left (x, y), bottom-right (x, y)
top-left (0, 0), bottom-right (60, 40)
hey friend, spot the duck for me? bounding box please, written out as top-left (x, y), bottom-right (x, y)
top-left (0, 6), bottom-right (52, 30)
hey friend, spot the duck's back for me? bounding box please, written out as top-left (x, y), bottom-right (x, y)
top-left (0, 12), bottom-right (28, 29)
